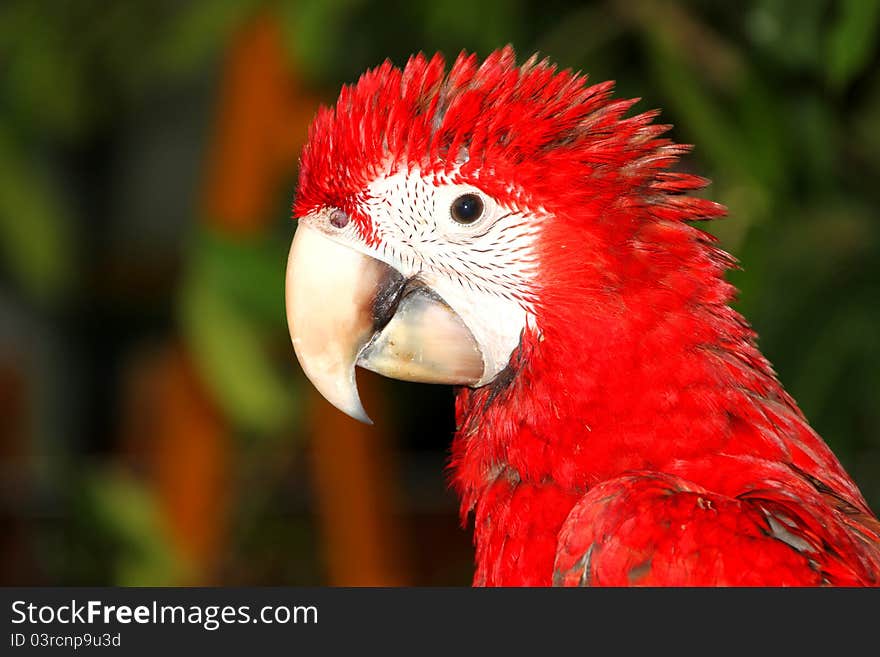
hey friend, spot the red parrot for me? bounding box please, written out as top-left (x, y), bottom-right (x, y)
top-left (285, 47), bottom-right (880, 586)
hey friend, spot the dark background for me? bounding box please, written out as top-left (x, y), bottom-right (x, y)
top-left (1, 0), bottom-right (879, 586)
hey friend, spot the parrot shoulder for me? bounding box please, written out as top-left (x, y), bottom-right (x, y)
top-left (552, 469), bottom-right (880, 586)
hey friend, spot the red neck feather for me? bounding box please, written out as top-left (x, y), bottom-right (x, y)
top-left (449, 186), bottom-right (865, 584)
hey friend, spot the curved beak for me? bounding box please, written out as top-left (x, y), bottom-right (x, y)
top-left (285, 224), bottom-right (484, 423)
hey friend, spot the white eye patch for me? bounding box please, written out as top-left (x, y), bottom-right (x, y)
top-left (362, 170), bottom-right (540, 304)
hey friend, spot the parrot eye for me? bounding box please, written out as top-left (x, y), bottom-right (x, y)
top-left (450, 194), bottom-right (484, 224)
top-left (329, 208), bottom-right (350, 229)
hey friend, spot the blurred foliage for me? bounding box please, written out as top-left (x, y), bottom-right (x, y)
top-left (72, 467), bottom-right (186, 586)
top-left (0, 126), bottom-right (75, 303)
top-left (180, 226), bottom-right (297, 434)
top-left (32, 466), bottom-right (185, 585)
top-left (1, 0), bottom-right (879, 584)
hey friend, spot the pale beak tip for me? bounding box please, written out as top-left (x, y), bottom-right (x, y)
top-left (344, 399), bottom-right (374, 425)
top-left (295, 355), bottom-right (374, 425)
top-left (330, 370), bottom-right (373, 424)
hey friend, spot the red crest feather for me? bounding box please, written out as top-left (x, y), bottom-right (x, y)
top-left (294, 47), bottom-right (725, 234)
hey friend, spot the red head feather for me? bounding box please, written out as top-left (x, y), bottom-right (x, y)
top-left (295, 47), bottom-right (725, 240)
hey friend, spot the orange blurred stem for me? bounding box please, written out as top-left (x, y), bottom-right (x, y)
top-left (308, 372), bottom-right (410, 585)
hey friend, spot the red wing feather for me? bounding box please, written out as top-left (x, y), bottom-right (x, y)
top-left (553, 471), bottom-right (880, 586)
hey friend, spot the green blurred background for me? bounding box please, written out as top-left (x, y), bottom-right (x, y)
top-left (1, 0), bottom-right (879, 586)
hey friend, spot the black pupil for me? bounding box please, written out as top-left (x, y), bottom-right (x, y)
top-left (451, 194), bottom-right (483, 224)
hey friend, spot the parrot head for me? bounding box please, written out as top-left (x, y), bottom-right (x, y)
top-left (286, 47), bottom-right (726, 424)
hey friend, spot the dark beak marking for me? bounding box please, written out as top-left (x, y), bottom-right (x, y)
top-left (370, 267), bottom-right (407, 331)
